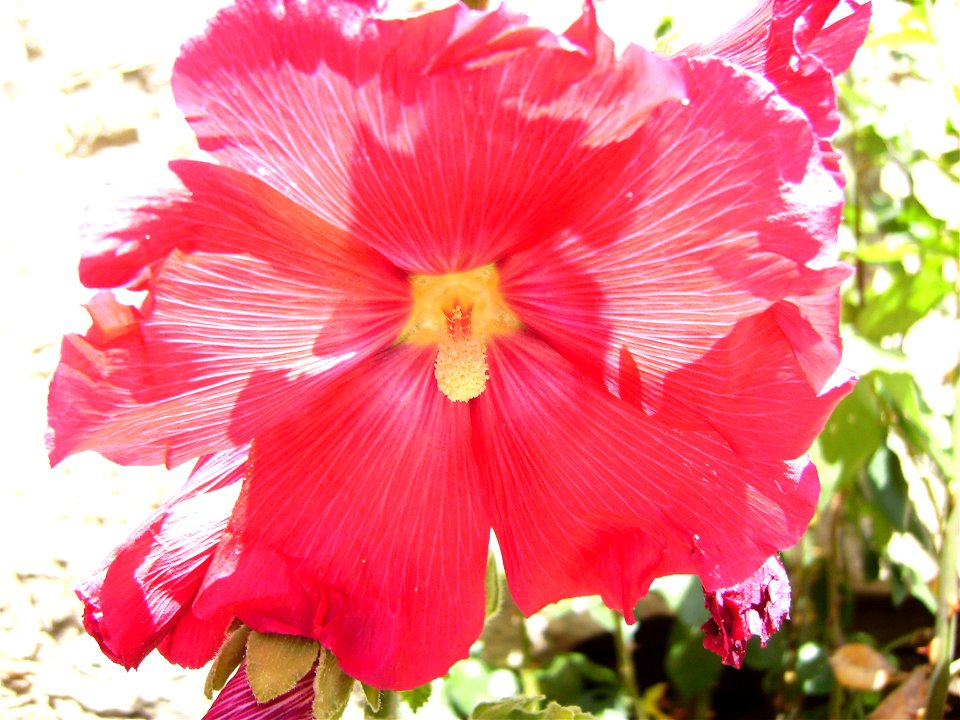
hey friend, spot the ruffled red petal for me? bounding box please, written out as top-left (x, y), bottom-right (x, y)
top-left (701, 555), bottom-right (792, 668)
top-left (172, 0), bottom-right (684, 273)
top-left (77, 447), bottom-right (247, 669)
top-left (48, 161), bottom-right (407, 467)
top-left (685, 0), bottom-right (871, 184)
top-left (500, 57), bottom-right (850, 462)
top-left (474, 335), bottom-right (818, 620)
top-left (655, 306), bottom-right (854, 460)
top-left (193, 345), bottom-right (489, 690)
top-left (204, 663), bottom-right (314, 720)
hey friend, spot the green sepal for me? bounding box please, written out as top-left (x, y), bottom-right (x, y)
top-left (204, 624), bottom-right (251, 699)
top-left (470, 696), bottom-right (594, 719)
top-left (312, 647), bottom-right (354, 720)
top-left (399, 682), bottom-right (432, 712)
top-left (245, 631), bottom-right (320, 704)
top-left (361, 682), bottom-right (381, 712)
top-left (484, 552), bottom-right (502, 619)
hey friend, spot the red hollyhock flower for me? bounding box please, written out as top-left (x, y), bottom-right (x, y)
top-left (702, 555), bottom-right (792, 668)
top-left (49, 0), bottom-right (866, 691)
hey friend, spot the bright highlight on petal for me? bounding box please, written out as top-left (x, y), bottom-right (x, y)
top-left (401, 264), bottom-right (520, 401)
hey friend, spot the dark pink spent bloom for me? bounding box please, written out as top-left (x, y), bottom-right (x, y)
top-left (49, 0), bottom-right (866, 690)
top-left (684, 0), bottom-right (871, 184)
top-left (702, 555), bottom-right (793, 668)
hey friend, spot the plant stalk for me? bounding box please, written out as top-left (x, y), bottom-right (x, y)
top-left (613, 612), bottom-right (643, 720)
top-left (371, 689), bottom-right (400, 720)
top-left (925, 338), bottom-right (960, 718)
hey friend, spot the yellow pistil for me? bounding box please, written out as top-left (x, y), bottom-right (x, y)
top-left (400, 264), bottom-right (520, 402)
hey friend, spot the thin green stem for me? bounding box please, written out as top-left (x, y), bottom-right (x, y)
top-left (926, 490), bottom-right (958, 719)
top-left (518, 668), bottom-right (541, 703)
top-left (514, 603), bottom-right (541, 707)
top-left (826, 492), bottom-right (847, 720)
top-left (370, 689), bottom-right (400, 720)
top-left (925, 115), bottom-right (960, 714)
top-left (612, 612), bottom-right (643, 720)
top-left (826, 492), bottom-right (846, 649)
top-left (926, 368), bottom-right (959, 718)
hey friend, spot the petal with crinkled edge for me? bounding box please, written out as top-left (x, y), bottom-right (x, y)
top-left (193, 345), bottom-right (488, 690)
top-left (77, 447), bottom-right (247, 670)
top-left (500, 58), bottom-right (851, 461)
top-left (473, 335), bottom-right (819, 619)
top-left (48, 161), bottom-right (407, 468)
top-left (172, 0), bottom-right (685, 273)
top-left (684, 0), bottom-right (871, 183)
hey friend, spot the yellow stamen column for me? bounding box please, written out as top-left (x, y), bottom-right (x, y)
top-left (400, 265), bottom-right (520, 402)
top-left (434, 307), bottom-right (488, 402)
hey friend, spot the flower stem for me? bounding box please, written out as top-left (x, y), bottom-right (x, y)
top-left (364, 689), bottom-right (399, 720)
top-left (825, 491), bottom-right (849, 719)
top-left (368, 689), bottom-right (400, 720)
top-left (926, 378), bottom-right (960, 718)
top-left (925, 107), bottom-right (960, 715)
top-left (612, 611), bottom-right (643, 720)
top-left (515, 606), bottom-right (541, 705)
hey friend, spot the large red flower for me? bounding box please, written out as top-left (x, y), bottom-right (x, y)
top-left (49, 0), bottom-right (866, 691)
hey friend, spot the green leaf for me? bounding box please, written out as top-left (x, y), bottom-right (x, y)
top-left (665, 622), bottom-right (721, 700)
top-left (245, 631), bottom-right (319, 704)
top-left (874, 372), bottom-right (942, 458)
top-left (445, 659), bottom-right (495, 717)
top-left (534, 653), bottom-right (619, 714)
top-left (469, 696), bottom-right (594, 719)
top-left (540, 703), bottom-right (595, 720)
top-left (884, 431), bottom-right (944, 540)
top-left (819, 380), bottom-right (886, 484)
top-left (399, 683), bottom-right (432, 713)
top-left (865, 446), bottom-right (912, 534)
top-left (485, 552), bottom-right (502, 619)
top-left (855, 263), bottom-right (951, 340)
top-left (470, 696), bottom-right (536, 719)
top-left (744, 632), bottom-right (787, 672)
top-left (312, 648), bottom-right (353, 720)
top-left (886, 534), bottom-right (939, 612)
top-left (865, 5), bottom-right (933, 49)
top-left (204, 624), bottom-right (251, 699)
top-left (854, 238), bottom-right (920, 263)
top-left (361, 683), bottom-right (380, 712)
top-left (865, 28), bottom-right (933, 48)
top-left (654, 17), bottom-right (673, 40)
top-left (795, 642), bottom-right (833, 696)
top-left (650, 575), bottom-right (708, 628)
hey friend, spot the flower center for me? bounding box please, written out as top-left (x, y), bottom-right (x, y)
top-left (400, 264), bottom-right (520, 402)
